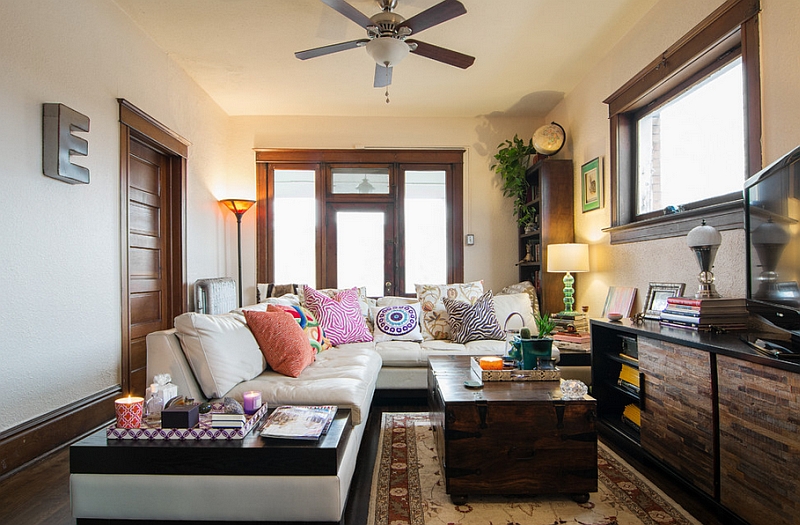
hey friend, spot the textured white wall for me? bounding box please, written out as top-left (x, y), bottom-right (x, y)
top-left (226, 114), bottom-right (544, 301)
top-left (546, 0), bottom-right (800, 316)
top-left (0, 1), bottom-right (230, 432)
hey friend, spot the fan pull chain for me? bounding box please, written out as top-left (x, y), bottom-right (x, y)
top-left (385, 87), bottom-right (390, 104)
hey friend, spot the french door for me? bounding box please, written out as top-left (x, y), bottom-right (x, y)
top-left (324, 203), bottom-right (396, 297)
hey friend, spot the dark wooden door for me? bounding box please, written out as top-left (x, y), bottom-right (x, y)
top-left (118, 100), bottom-right (187, 399)
top-left (125, 139), bottom-right (171, 396)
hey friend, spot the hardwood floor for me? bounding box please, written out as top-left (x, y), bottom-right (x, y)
top-left (0, 394), bottom-right (732, 525)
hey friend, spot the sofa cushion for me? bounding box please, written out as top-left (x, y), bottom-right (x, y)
top-left (499, 281), bottom-right (540, 318)
top-left (371, 303), bottom-right (423, 343)
top-left (443, 291), bottom-right (506, 344)
top-left (225, 344), bottom-right (381, 425)
top-left (244, 310), bottom-right (316, 378)
top-left (304, 286), bottom-right (373, 346)
top-left (415, 281), bottom-right (484, 341)
top-left (174, 313), bottom-right (266, 399)
top-left (493, 292), bottom-right (537, 334)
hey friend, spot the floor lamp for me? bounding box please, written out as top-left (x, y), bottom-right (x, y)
top-left (221, 199), bottom-right (255, 307)
top-left (547, 243), bottom-right (590, 314)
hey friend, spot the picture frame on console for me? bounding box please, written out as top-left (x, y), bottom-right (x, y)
top-left (643, 282), bottom-right (685, 320)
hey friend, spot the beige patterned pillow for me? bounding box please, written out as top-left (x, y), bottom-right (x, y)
top-left (415, 281), bottom-right (484, 340)
top-left (500, 281), bottom-right (540, 318)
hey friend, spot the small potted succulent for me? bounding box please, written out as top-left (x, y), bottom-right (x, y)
top-left (510, 313), bottom-right (556, 370)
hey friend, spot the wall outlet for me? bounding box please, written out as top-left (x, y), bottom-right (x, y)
top-left (466, 234), bottom-right (475, 245)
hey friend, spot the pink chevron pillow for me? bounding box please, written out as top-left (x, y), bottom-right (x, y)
top-left (303, 286), bottom-right (373, 346)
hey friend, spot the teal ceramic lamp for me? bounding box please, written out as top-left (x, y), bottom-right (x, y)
top-left (547, 243), bottom-right (590, 314)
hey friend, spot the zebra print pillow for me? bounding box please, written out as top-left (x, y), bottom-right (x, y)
top-left (443, 291), bottom-right (506, 344)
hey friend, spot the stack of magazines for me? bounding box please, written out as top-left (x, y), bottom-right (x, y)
top-left (260, 405), bottom-right (337, 440)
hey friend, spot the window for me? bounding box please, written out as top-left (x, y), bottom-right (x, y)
top-left (256, 150), bottom-right (464, 296)
top-left (605, 0), bottom-right (760, 243)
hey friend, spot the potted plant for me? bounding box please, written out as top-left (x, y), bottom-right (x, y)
top-left (491, 135), bottom-right (537, 229)
top-left (510, 313), bottom-right (556, 370)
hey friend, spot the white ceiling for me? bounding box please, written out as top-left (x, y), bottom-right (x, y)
top-left (112, 0), bottom-right (658, 118)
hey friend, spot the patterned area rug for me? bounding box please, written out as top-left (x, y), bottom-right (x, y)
top-left (368, 412), bottom-right (702, 525)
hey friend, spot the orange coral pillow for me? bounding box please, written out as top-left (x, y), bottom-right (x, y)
top-left (244, 310), bottom-right (315, 378)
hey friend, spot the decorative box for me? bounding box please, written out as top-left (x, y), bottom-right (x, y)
top-left (470, 357), bottom-right (561, 382)
top-left (161, 403), bottom-right (200, 429)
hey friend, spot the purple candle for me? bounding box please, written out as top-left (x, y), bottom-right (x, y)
top-left (242, 391), bottom-right (262, 415)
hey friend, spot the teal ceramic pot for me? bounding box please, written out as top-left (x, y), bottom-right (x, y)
top-left (511, 336), bottom-right (553, 370)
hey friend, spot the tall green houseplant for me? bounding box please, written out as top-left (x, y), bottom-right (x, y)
top-left (492, 134), bottom-right (537, 228)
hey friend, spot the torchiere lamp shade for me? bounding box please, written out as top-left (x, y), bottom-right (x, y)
top-left (221, 199), bottom-right (255, 217)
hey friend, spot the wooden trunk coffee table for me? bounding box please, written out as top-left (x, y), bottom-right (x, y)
top-left (427, 355), bottom-right (597, 504)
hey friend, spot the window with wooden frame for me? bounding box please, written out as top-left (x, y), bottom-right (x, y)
top-left (255, 149), bottom-right (464, 297)
top-left (604, 0), bottom-right (761, 244)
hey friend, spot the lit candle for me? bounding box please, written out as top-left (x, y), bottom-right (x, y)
top-left (479, 356), bottom-right (504, 370)
top-left (115, 395), bottom-right (145, 429)
top-left (242, 391), bottom-right (262, 415)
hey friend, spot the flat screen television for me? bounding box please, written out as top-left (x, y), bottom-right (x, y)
top-left (744, 145), bottom-right (800, 349)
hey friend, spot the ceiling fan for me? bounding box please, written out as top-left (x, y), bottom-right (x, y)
top-left (295, 0), bottom-right (475, 89)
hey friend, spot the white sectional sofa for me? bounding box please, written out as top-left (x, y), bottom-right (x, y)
top-left (71, 284), bottom-right (555, 523)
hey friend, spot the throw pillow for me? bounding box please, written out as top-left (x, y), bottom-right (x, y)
top-left (174, 312), bottom-right (266, 399)
top-left (500, 281), bottom-right (540, 318)
top-left (244, 310), bottom-right (316, 378)
top-left (415, 281), bottom-right (484, 340)
top-left (303, 286), bottom-right (373, 346)
top-left (443, 291), bottom-right (506, 344)
top-left (370, 303), bottom-right (423, 343)
top-left (267, 304), bottom-right (332, 353)
top-left (256, 283), bottom-right (302, 303)
top-left (493, 292), bottom-right (537, 335)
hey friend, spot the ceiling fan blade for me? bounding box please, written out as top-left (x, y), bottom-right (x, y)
top-left (295, 39), bottom-right (369, 60)
top-left (407, 39), bottom-right (474, 69)
top-left (374, 64), bottom-right (393, 87)
top-left (319, 0), bottom-right (372, 29)
top-left (399, 0), bottom-right (466, 35)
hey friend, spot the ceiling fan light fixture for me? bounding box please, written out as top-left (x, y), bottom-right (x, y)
top-left (366, 37), bottom-right (409, 67)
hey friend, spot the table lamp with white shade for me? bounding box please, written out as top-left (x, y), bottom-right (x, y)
top-left (547, 243), bottom-right (590, 314)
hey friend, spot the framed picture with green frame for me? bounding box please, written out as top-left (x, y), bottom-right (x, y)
top-left (581, 157), bottom-right (603, 212)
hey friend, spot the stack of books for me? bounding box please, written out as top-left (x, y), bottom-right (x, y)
top-left (553, 330), bottom-right (591, 351)
top-left (659, 297), bottom-right (748, 331)
top-left (622, 403), bottom-right (641, 430)
top-left (617, 363), bottom-right (640, 394)
top-left (550, 312), bottom-right (589, 333)
top-left (211, 413), bottom-right (247, 429)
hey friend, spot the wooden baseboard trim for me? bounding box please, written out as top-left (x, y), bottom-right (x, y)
top-left (0, 386), bottom-right (120, 481)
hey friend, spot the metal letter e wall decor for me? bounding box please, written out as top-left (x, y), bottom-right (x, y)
top-left (42, 103), bottom-right (90, 184)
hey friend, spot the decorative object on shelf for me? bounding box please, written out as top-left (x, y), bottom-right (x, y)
top-left (114, 395), bottom-right (144, 429)
top-left (509, 315), bottom-right (556, 370)
top-left (524, 222), bottom-right (536, 235)
top-left (607, 312), bottom-right (623, 321)
top-left (687, 220), bottom-right (722, 298)
top-left (492, 134), bottom-right (537, 227)
top-left (581, 157), bottom-right (603, 212)
top-left (560, 379), bottom-right (588, 400)
top-left (643, 282), bottom-right (686, 320)
top-left (532, 122), bottom-right (566, 156)
top-left (518, 241), bottom-right (534, 264)
top-left (220, 198), bottom-right (256, 307)
top-left (547, 243), bottom-right (590, 314)
top-left (601, 286), bottom-right (636, 318)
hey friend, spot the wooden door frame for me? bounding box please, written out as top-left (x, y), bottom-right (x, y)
top-left (118, 99), bottom-right (189, 395)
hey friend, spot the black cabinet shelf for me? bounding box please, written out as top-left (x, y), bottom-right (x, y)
top-left (605, 380), bottom-right (640, 402)
top-left (606, 353), bottom-right (639, 368)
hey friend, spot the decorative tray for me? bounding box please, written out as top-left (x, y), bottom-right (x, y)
top-left (106, 402), bottom-right (269, 441)
top-left (470, 357), bottom-right (561, 382)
